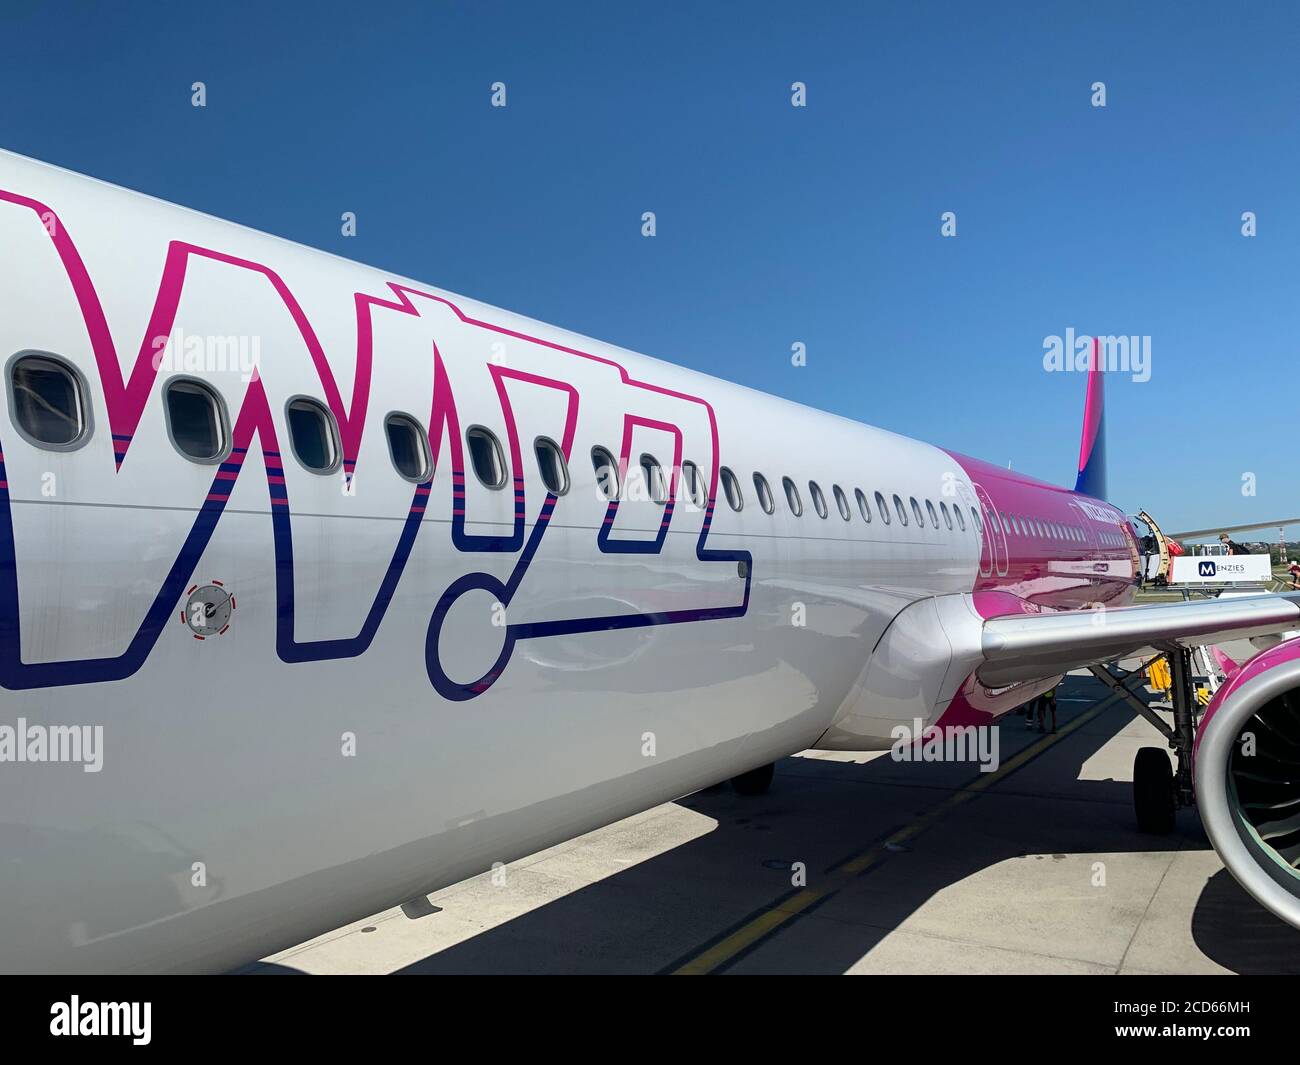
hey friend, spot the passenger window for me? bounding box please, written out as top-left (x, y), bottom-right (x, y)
top-left (591, 446), bottom-right (619, 500)
top-left (382, 412), bottom-right (431, 483)
top-left (809, 480), bottom-right (828, 519)
top-left (893, 494), bottom-right (908, 525)
top-left (971, 506), bottom-right (982, 532)
top-left (534, 437), bottom-right (569, 495)
top-left (640, 454), bottom-right (667, 504)
top-left (9, 353), bottom-right (88, 448)
top-left (782, 477), bottom-right (803, 516)
top-left (855, 488), bottom-right (872, 523)
top-left (875, 490), bottom-right (891, 524)
top-left (720, 466), bottom-right (743, 511)
top-left (833, 484), bottom-right (851, 521)
top-left (287, 397), bottom-right (340, 473)
top-left (939, 501), bottom-right (952, 530)
top-left (954, 505), bottom-right (966, 531)
top-left (754, 472), bottom-right (775, 514)
top-left (926, 499), bottom-right (939, 528)
top-left (165, 378), bottom-right (227, 462)
top-left (681, 460), bottom-right (706, 508)
top-left (910, 497), bottom-right (924, 527)
top-left (467, 426), bottom-right (507, 488)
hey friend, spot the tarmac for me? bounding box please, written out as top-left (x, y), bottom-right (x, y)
top-left (249, 658), bottom-right (1300, 975)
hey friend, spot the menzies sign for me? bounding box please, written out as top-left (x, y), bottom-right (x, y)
top-left (1170, 554), bottom-right (1274, 584)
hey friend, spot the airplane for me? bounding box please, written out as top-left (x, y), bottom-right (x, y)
top-left (0, 147), bottom-right (1297, 974)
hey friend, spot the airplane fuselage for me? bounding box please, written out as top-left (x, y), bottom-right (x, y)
top-left (0, 151), bottom-right (1137, 972)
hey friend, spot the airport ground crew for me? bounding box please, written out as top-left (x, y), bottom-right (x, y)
top-left (1033, 687), bottom-right (1058, 734)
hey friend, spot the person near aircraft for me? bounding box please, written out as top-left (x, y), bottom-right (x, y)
top-left (1219, 533), bottom-right (1251, 556)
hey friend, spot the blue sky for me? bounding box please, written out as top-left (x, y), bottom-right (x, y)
top-left (0, 1), bottom-right (1293, 535)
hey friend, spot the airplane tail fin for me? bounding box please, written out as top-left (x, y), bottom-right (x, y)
top-left (1073, 337), bottom-right (1107, 500)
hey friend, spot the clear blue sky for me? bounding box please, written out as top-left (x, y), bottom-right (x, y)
top-left (0, 1), bottom-right (1294, 535)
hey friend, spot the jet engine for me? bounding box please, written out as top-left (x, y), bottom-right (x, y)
top-left (1196, 638), bottom-right (1300, 929)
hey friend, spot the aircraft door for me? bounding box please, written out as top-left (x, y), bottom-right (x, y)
top-left (973, 482), bottom-right (1009, 577)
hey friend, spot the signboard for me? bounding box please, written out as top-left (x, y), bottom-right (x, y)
top-left (1170, 554), bottom-right (1273, 584)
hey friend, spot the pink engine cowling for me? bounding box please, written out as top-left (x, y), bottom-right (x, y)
top-left (1195, 636), bottom-right (1300, 929)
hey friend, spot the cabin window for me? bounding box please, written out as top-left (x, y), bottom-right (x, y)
top-left (875, 490), bottom-right (891, 524)
top-left (971, 506), bottom-right (982, 532)
top-left (939, 501), bottom-right (952, 530)
top-left (591, 446), bottom-right (619, 500)
top-left (783, 477), bottom-right (803, 516)
top-left (754, 472), bottom-right (775, 514)
top-left (833, 484), bottom-right (851, 521)
top-left (855, 488), bottom-right (872, 522)
top-left (534, 437), bottom-right (569, 495)
top-left (910, 497), bottom-right (924, 527)
top-left (287, 397), bottom-right (340, 473)
top-left (382, 412), bottom-right (431, 483)
top-left (164, 378), bottom-right (228, 462)
top-left (681, 460), bottom-right (706, 508)
top-left (954, 504), bottom-right (966, 531)
top-left (720, 466), bottom-right (743, 511)
top-left (809, 480), bottom-right (828, 519)
top-left (640, 453), bottom-right (667, 504)
top-left (467, 426), bottom-right (507, 489)
top-left (8, 353), bottom-right (89, 449)
top-left (926, 499), bottom-right (939, 528)
top-left (893, 494), bottom-right (908, 525)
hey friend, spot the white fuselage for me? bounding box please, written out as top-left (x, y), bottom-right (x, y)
top-left (0, 151), bottom-right (1134, 973)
